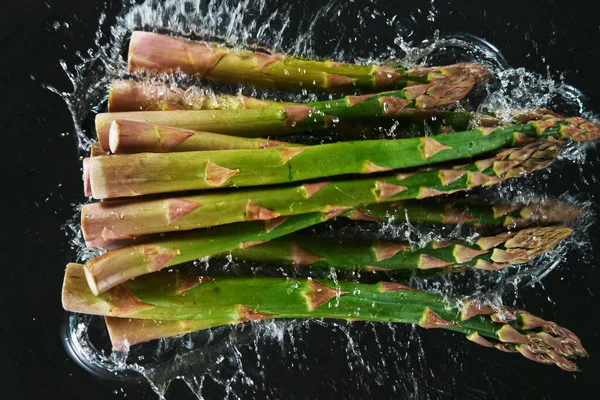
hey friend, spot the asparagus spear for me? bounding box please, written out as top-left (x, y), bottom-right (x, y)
top-left (108, 79), bottom-right (279, 112)
top-left (95, 75), bottom-right (479, 149)
top-left (62, 264), bottom-right (586, 371)
top-left (108, 79), bottom-right (478, 130)
top-left (99, 104), bottom-right (568, 156)
top-left (108, 120), bottom-right (292, 154)
top-left (128, 31), bottom-right (490, 93)
top-left (229, 226), bottom-right (572, 272)
top-left (107, 80), bottom-right (472, 132)
top-left (352, 200), bottom-right (582, 229)
top-left (82, 211), bottom-right (344, 295)
top-left (86, 116), bottom-right (599, 199)
top-left (82, 140), bottom-right (561, 250)
top-left (104, 110), bottom-right (475, 154)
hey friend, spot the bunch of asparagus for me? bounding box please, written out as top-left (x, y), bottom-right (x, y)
top-left (62, 31), bottom-right (600, 371)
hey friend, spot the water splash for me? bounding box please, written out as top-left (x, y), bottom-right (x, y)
top-left (51, 0), bottom-right (600, 398)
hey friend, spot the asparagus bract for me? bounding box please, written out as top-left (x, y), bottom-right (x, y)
top-left (128, 31), bottom-right (490, 93)
top-left (62, 264), bottom-right (586, 371)
top-left (95, 76), bottom-right (478, 149)
top-left (230, 226), bottom-right (572, 271)
top-left (86, 116), bottom-right (599, 199)
top-left (82, 141), bottom-right (562, 250)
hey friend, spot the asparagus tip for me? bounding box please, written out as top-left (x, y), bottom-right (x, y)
top-left (441, 62), bottom-right (492, 86)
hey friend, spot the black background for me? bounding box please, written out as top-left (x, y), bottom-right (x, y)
top-left (2, 0), bottom-right (600, 399)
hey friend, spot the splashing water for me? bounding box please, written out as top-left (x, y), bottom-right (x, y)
top-left (50, 0), bottom-right (600, 398)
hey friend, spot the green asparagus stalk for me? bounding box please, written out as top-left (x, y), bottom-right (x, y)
top-left (103, 110), bottom-right (476, 153)
top-left (95, 75), bottom-right (480, 149)
top-left (351, 200), bottom-right (582, 229)
top-left (128, 31), bottom-right (490, 93)
top-left (107, 79), bottom-right (478, 133)
top-left (86, 116), bottom-right (599, 199)
top-left (229, 226), bottom-right (571, 272)
top-left (82, 140), bottom-right (562, 250)
top-left (108, 79), bottom-right (280, 112)
top-left (99, 105), bottom-right (566, 155)
top-left (82, 211), bottom-right (345, 294)
top-left (62, 264), bottom-right (587, 371)
top-left (108, 78), bottom-right (484, 133)
top-left (108, 120), bottom-right (293, 154)
top-left (107, 80), bottom-right (470, 132)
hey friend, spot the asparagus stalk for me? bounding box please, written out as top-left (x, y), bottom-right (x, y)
top-left (100, 104), bottom-right (566, 155)
top-left (108, 79), bottom-right (478, 132)
top-left (62, 264), bottom-right (586, 371)
top-left (95, 75), bottom-right (479, 149)
top-left (86, 116), bottom-right (599, 199)
top-left (108, 79), bottom-right (279, 112)
top-left (108, 120), bottom-right (293, 153)
top-left (352, 200), bottom-right (582, 229)
top-left (229, 226), bottom-right (571, 272)
top-left (128, 31), bottom-right (490, 93)
top-left (104, 110), bottom-right (476, 153)
top-left (82, 140), bottom-right (562, 250)
top-left (82, 211), bottom-right (344, 294)
top-left (107, 80), bottom-right (471, 133)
